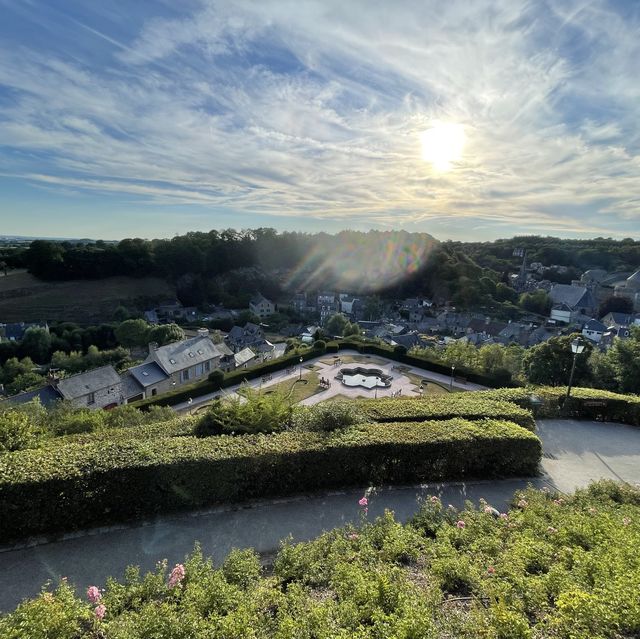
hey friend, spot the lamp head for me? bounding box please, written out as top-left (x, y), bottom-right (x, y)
top-left (571, 338), bottom-right (585, 354)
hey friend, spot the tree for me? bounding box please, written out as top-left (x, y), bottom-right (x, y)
top-left (19, 328), bottom-right (52, 363)
top-left (325, 313), bottom-right (349, 337)
top-left (114, 319), bottom-right (151, 349)
top-left (607, 326), bottom-right (640, 394)
top-left (113, 306), bottom-right (130, 322)
top-left (598, 295), bottom-right (633, 318)
top-left (148, 323), bottom-right (185, 346)
top-left (494, 283), bottom-right (518, 304)
top-left (522, 334), bottom-right (592, 386)
top-left (519, 290), bottom-right (552, 316)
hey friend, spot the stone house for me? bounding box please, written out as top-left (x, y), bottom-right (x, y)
top-left (249, 293), bottom-right (275, 318)
top-left (56, 365), bottom-right (123, 409)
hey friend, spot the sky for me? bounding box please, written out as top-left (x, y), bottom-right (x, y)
top-left (0, 0), bottom-right (639, 241)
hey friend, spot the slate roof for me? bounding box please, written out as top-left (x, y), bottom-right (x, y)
top-left (549, 284), bottom-right (596, 310)
top-left (57, 365), bottom-right (122, 400)
top-left (215, 342), bottom-right (234, 357)
top-left (602, 312), bottom-right (633, 326)
top-left (4, 385), bottom-right (62, 408)
top-left (234, 347), bottom-right (256, 367)
top-left (152, 336), bottom-right (221, 375)
top-left (128, 362), bottom-right (168, 388)
top-left (250, 293), bottom-right (271, 305)
top-left (120, 373), bottom-right (145, 399)
top-left (583, 319), bottom-right (607, 333)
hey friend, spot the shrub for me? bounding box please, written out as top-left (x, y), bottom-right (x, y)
top-left (207, 369), bottom-right (225, 389)
top-left (0, 418), bottom-right (540, 541)
top-left (313, 339), bottom-right (326, 351)
top-left (292, 400), bottom-right (366, 432)
top-left (0, 411), bottom-right (43, 452)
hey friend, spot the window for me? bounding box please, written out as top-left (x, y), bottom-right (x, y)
top-left (169, 358), bottom-right (176, 364)
top-left (181, 369), bottom-right (190, 382)
top-left (188, 352), bottom-right (195, 358)
top-left (195, 363), bottom-right (203, 376)
top-left (87, 392), bottom-right (95, 405)
top-left (151, 388), bottom-right (157, 396)
top-left (204, 361), bottom-right (211, 373)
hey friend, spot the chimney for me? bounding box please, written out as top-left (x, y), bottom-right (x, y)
top-left (197, 327), bottom-right (209, 338)
top-left (148, 342), bottom-right (158, 354)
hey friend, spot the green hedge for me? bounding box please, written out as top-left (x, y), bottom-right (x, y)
top-left (0, 419), bottom-right (540, 542)
top-left (360, 395), bottom-right (536, 431)
top-left (476, 387), bottom-right (640, 425)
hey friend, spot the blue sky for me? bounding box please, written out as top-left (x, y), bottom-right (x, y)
top-left (1, 0), bottom-right (639, 241)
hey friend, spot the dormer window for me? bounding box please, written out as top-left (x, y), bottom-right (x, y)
top-left (169, 358), bottom-right (176, 364)
top-left (189, 352), bottom-right (195, 358)
top-left (142, 371), bottom-right (149, 376)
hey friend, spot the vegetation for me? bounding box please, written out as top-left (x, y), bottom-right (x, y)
top-left (2, 480), bottom-right (639, 638)
top-left (0, 417), bottom-right (539, 542)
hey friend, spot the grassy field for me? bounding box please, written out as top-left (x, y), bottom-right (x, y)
top-left (319, 354), bottom-right (389, 366)
top-left (249, 369), bottom-right (323, 403)
top-left (404, 371), bottom-right (455, 394)
top-left (0, 271), bottom-right (174, 323)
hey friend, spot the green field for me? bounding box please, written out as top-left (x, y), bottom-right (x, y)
top-left (0, 271), bottom-right (174, 323)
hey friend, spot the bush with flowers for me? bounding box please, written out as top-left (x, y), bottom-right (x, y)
top-left (1, 480), bottom-right (638, 638)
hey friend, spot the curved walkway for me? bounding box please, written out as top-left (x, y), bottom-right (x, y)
top-left (173, 350), bottom-right (486, 413)
top-left (1, 419), bottom-right (640, 612)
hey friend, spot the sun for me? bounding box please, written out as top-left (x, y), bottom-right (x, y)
top-left (420, 122), bottom-right (465, 171)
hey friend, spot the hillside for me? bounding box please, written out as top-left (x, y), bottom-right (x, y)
top-left (0, 272), bottom-right (174, 323)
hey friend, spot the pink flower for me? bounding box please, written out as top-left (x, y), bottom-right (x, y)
top-left (483, 506), bottom-right (493, 514)
top-left (588, 507), bottom-right (597, 515)
top-left (86, 586), bottom-right (101, 604)
top-left (499, 513), bottom-right (509, 520)
top-left (429, 495), bottom-right (440, 504)
top-left (347, 532), bottom-right (359, 541)
top-left (456, 520), bottom-right (466, 529)
top-left (94, 604), bottom-right (106, 620)
top-left (168, 563), bottom-right (185, 588)
top-left (517, 499), bottom-right (528, 508)
top-left (358, 497), bottom-right (368, 507)
top-left (547, 526), bottom-right (557, 534)
top-left (487, 566), bottom-right (495, 575)
top-left (553, 499), bottom-right (564, 506)
top-left (623, 517), bottom-right (631, 526)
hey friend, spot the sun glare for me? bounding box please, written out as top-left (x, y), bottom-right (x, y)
top-left (420, 123), bottom-right (465, 171)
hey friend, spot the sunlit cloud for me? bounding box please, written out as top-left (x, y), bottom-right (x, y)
top-left (0, 0), bottom-right (638, 239)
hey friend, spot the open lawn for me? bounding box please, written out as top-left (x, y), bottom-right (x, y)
top-left (404, 371), bottom-right (455, 394)
top-left (0, 273), bottom-right (174, 323)
top-left (319, 354), bottom-right (388, 366)
top-left (252, 369), bottom-right (323, 403)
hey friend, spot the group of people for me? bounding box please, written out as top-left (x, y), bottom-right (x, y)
top-left (390, 388), bottom-right (403, 397)
top-left (319, 376), bottom-right (332, 389)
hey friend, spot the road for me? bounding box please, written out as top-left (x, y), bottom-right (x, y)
top-left (1, 419), bottom-right (639, 612)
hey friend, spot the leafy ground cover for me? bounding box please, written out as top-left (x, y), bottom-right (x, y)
top-left (2, 480), bottom-right (638, 638)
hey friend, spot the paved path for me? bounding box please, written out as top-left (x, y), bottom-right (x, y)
top-left (1, 419), bottom-right (639, 612)
top-left (173, 350), bottom-right (485, 413)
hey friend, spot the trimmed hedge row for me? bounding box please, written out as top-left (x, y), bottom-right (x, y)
top-left (476, 387), bottom-right (640, 426)
top-left (0, 418), bottom-right (540, 542)
top-left (133, 347), bottom-right (323, 409)
top-left (360, 395), bottom-right (536, 431)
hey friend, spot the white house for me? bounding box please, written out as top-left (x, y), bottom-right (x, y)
top-left (582, 319), bottom-right (607, 343)
top-left (249, 293), bottom-right (275, 318)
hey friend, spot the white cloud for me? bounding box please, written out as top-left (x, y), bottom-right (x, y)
top-left (0, 0), bottom-right (638, 236)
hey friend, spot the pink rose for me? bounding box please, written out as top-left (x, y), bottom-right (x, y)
top-left (347, 532), bottom-right (359, 541)
top-left (94, 604), bottom-right (106, 620)
top-left (358, 497), bottom-right (368, 507)
top-left (517, 499), bottom-right (528, 508)
top-left (168, 563), bottom-right (185, 588)
top-left (499, 513), bottom-right (508, 520)
top-left (456, 520), bottom-right (466, 529)
top-left (487, 566), bottom-right (495, 575)
top-left (429, 495), bottom-right (440, 504)
top-left (86, 586), bottom-right (101, 604)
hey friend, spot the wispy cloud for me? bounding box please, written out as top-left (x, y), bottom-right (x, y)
top-left (0, 0), bottom-right (638, 238)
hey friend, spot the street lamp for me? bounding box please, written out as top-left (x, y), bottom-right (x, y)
top-left (299, 356), bottom-right (303, 380)
top-left (450, 365), bottom-right (455, 390)
top-left (566, 337), bottom-right (586, 402)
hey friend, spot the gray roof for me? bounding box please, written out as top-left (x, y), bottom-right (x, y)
top-left (4, 385), bottom-right (62, 408)
top-left (549, 284), bottom-right (595, 310)
top-left (120, 373), bottom-right (145, 398)
top-left (127, 362), bottom-right (168, 388)
top-left (583, 319), bottom-right (607, 332)
top-left (234, 347), bottom-right (256, 367)
top-left (215, 342), bottom-right (234, 357)
top-left (57, 365), bottom-right (122, 400)
top-left (152, 336), bottom-right (221, 375)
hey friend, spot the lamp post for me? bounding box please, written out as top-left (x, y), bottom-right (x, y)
top-left (450, 365), bottom-right (455, 391)
top-left (299, 356), bottom-right (303, 380)
top-left (565, 337), bottom-right (586, 402)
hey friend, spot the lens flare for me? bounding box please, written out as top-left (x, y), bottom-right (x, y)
top-left (284, 232), bottom-right (436, 293)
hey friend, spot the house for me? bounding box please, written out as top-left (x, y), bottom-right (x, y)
top-left (549, 284), bottom-right (597, 318)
top-left (0, 322), bottom-right (49, 342)
top-left (290, 292), bottom-right (309, 314)
top-left (226, 322), bottom-right (266, 352)
top-left (127, 334), bottom-right (222, 398)
top-left (249, 293), bottom-right (275, 319)
top-left (234, 347), bottom-right (257, 369)
top-left (3, 385), bottom-right (62, 409)
top-left (339, 295), bottom-right (360, 317)
top-left (600, 325), bottom-right (632, 350)
top-left (582, 319), bottom-right (607, 343)
top-left (317, 292), bottom-right (338, 324)
top-left (550, 303), bottom-right (574, 324)
top-left (600, 312), bottom-right (635, 329)
top-left (56, 365), bottom-right (124, 409)
top-left (385, 331), bottom-right (428, 350)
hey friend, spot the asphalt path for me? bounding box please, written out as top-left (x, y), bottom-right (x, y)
top-left (1, 419), bottom-right (639, 612)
